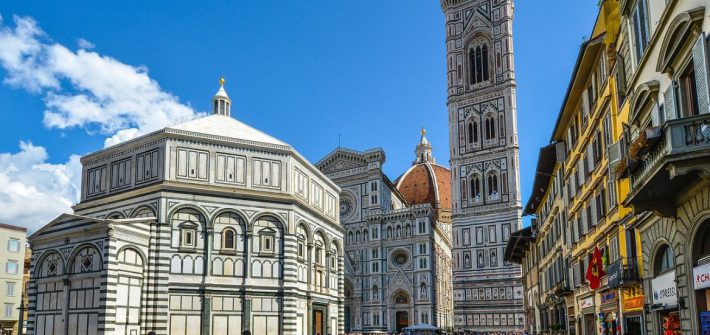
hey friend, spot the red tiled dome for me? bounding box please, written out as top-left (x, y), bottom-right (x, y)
top-left (394, 163), bottom-right (452, 215)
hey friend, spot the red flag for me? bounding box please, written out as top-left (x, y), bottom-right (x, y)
top-left (585, 246), bottom-right (606, 290)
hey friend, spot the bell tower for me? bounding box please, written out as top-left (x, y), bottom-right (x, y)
top-left (441, 0), bottom-right (524, 332)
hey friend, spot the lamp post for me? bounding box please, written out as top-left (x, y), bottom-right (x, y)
top-left (17, 299), bottom-right (26, 335)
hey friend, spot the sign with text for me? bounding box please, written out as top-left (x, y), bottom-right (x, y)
top-left (607, 261), bottom-right (622, 289)
top-left (694, 263), bottom-right (710, 290)
top-left (579, 296), bottom-right (594, 310)
top-left (652, 270), bottom-right (677, 307)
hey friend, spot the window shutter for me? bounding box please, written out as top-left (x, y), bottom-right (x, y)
top-left (650, 103), bottom-right (660, 126)
top-left (693, 32), bottom-right (710, 115)
top-left (607, 141), bottom-right (621, 177)
top-left (664, 86), bottom-right (677, 121)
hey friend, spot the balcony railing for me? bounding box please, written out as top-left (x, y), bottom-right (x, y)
top-left (607, 257), bottom-right (640, 289)
top-left (625, 113), bottom-right (710, 215)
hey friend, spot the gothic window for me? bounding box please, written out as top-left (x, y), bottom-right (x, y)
top-left (487, 173), bottom-right (499, 197)
top-left (397, 226), bottom-right (402, 238)
top-left (484, 115), bottom-right (496, 140)
top-left (348, 232), bottom-right (353, 243)
top-left (468, 121), bottom-right (479, 143)
top-left (222, 228), bottom-right (236, 250)
top-left (470, 175), bottom-right (481, 200)
top-left (363, 229), bottom-right (368, 241)
top-left (356, 231), bottom-right (361, 242)
top-left (469, 43), bottom-right (490, 85)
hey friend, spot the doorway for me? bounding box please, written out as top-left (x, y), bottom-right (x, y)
top-left (396, 311), bottom-right (409, 332)
top-left (313, 309), bottom-right (324, 335)
top-left (624, 316), bottom-right (642, 335)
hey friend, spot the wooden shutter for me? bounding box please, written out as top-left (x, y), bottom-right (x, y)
top-left (664, 86), bottom-right (676, 121)
top-left (693, 32), bottom-right (710, 115)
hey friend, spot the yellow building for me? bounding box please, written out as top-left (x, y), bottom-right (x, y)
top-left (507, 2), bottom-right (648, 335)
top-left (0, 223), bottom-right (27, 335)
top-left (612, 1), bottom-right (710, 335)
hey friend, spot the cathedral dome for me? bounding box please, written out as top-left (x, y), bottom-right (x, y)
top-left (394, 129), bottom-right (452, 220)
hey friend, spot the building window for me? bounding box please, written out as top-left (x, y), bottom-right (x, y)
top-left (471, 176), bottom-right (481, 200)
top-left (298, 241), bottom-right (305, 259)
top-left (372, 261), bottom-right (379, 272)
top-left (469, 44), bottom-right (490, 85)
top-left (655, 245), bottom-right (675, 275)
top-left (3, 303), bottom-right (12, 317)
top-left (222, 229), bottom-right (236, 250)
top-left (484, 115), bottom-right (496, 140)
top-left (7, 239), bottom-right (20, 252)
top-left (487, 173), bottom-right (499, 196)
top-left (468, 121), bottom-right (479, 143)
top-left (181, 227), bottom-right (196, 248)
top-left (5, 261), bottom-right (18, 275)
top-left (676, 62), bottom-right (700, 118)
top-left (5, 282), bottom-right (15, 296)
top-left (261, 234), bottom-right (275, 253)
top-left (631, 0), bottom-right (650, 63)
top-left (477, 250), bottom-right (485, 268)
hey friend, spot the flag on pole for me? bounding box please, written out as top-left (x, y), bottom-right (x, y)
top-left (586, 246), bottom-right (606, 290)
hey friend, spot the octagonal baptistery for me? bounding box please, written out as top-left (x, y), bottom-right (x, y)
top-left (26, 80), bottom-right (344, 335)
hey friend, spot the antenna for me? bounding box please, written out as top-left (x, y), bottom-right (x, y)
top-left (338, 133), bottom-right (341, 148)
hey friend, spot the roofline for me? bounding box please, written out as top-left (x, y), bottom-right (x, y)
top-left (315, 146), bottom-right (386, 167)
top-left (0, 223), bottom-right (27, 233)
top-left (523, 143), bottom-right (558, 215)
top-left (549, 34), bottom-right (606, 142)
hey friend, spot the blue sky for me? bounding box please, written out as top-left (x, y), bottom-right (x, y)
top-left (0, 1), bottom-right (599, 231)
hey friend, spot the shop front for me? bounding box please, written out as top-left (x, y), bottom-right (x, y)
top-left (691, 220), bottom-right (710, 335)
top-left (651, 270), bottom-right (680, 335)
top-left (579, 296), bottom-right (596, 335)
top-left (621, 286), bottom-right (644, 335)
top-left (693, 262), bottom-right (710, 335)
top-left (599, 290), bottom-right (619, 335)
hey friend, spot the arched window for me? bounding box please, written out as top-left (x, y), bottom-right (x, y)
top-left (420, 282), bottom-right (428, 299)
top-left (348, 232), bottom-right (353, 243)
top-left (387, 226), bottom-right (393, 239)
top-left (470, 176), bottom-right (481, 200)
top-left (655, 245), bottom-right (675, 275)
top-left (487, 173), bottom-right (499, 196)
top-left (356, 231), bottom-right (361, 242)
top-left (469, 44), bottom-right (490, 85)
top-left (363, 229), bottom-right (369, 241)
top-left (405, 224), bottom-right (411, 237)
top-left (222, 229), bottom-right (236, 250)
top-left (499, 114), bottom-right (505, 137)
top-left (468, 121), bottom-right (479, 144)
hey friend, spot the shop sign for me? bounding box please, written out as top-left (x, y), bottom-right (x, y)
top-left (623, 296), bottom-right (644, 312)
top-left (651, 271), bottom-right (677, 307)
top-left (579, 296), bottom-right (594, 310)
top-left (607, 261), bottom-right (623, 288)
top-left (693, 263), bottom-right (710, 290)
top-left (601, 290), bottom-right (617, 304)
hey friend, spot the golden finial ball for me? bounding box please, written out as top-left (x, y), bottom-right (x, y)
top-left (219, 76), bottom-right (225, 86)
top-left (421, 128), bottom-right (426, 136)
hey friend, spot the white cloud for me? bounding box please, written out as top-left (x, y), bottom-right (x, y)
top-left (77, 38), bottom-right (94, 50)
top-left (0, 142), bottom-right (81, 232)
top-left (0, 15), bottom-right (201, 232)
top-left (0, 14), bottom-right (197, 143)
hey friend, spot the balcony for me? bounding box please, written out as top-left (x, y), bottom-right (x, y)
top-left (607, 257), bottom-right (641, 289)
top-left (624, 113), bottom-right (710, 216)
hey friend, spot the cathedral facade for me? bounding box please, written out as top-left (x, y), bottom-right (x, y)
top-left (441, 0), bottom-right (525, 332)
top-left (26, 82), bottom-right (344, 335)
top-left (317, 133), bottom-right (454, 333)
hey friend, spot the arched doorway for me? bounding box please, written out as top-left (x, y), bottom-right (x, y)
top-left (691, 219), bottom-right (710, 332)
top-left (651, 244), bottom-right (679, 335)
top-left (392, 290), bottom-right (411, 332)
